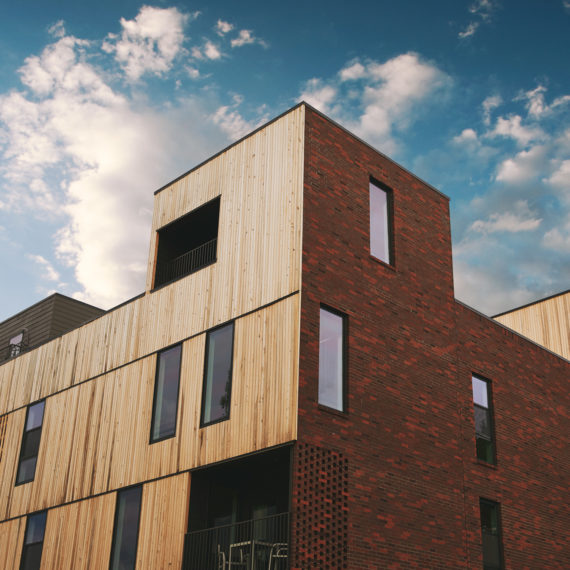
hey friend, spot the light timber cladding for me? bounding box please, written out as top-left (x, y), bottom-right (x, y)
top-left (0, 516), bottom-right (25, 569)
top-left (136, 473), bottom-right (190, 569)
top-left (40, 493), bottom-right (115, 570)
top-left (494, 291), bottom-right (570, 360)
top-left (0, 295), bottom-right (299, 520)
top-left (0, 106), bottom-right (304, 417)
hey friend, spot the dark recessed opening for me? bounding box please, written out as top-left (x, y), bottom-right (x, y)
top-left (154, 197), bottom-right (220, 288)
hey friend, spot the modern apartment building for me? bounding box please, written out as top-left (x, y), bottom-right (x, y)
top-left (0, 103), bottom-right (568, 569)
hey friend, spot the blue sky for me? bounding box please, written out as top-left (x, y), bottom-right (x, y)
top-left (1, 0), bottom-right (569, 321)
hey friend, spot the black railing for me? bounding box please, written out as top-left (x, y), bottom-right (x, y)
top-left (182, 512), bottom-right (289, 570)
top-left (1, 341), bottom-right (27, 363)
top-left (155, 238), bottom-right (217, 287)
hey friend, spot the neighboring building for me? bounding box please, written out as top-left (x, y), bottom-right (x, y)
top-left (0, 293), bottom-right (104, 364)
top-left (0, 103), bottom-right (568, 569)
top-left (494, 290), bottom-right (570, 360)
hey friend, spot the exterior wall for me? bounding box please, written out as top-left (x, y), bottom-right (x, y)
top-left (0, 294), bottom-right (104, 364)
top-left (494, 290), bottom-right (570, 360)
top-left (0, 107), bottom-right (304, 568)
top-left (292, 107), bottom-right (569, 568)
top-left (456, 303), bottom-right (569, 569)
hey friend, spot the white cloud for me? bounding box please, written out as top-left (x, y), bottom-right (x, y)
top-left (469, 201), bottom-right (542, 234)
top-left (299, 54), bottom-right (450, 154)
top-left (545, 159), bottom-right (570, 193)
top-left (211, 104), bottom-right (262, 141)
top-left (186, 66), bottom-right (200, 79)
top-left (204, 41), bottom-right (222, 60)
top-left (216, 19), bottom-right (233, 35)
top-left (48, 20), bottom-right (66, 39)
top-left (482, 94), bottom-right (502, 125)
top-left (230, 29), bottom-right (266, 48)
top-left (495, 145), bottom-right (546, 184)
top-left (543, 223), bottom-right (570, 253)
top-left (564, 1), bottom-right (570, 11)
top-left (102, 6), bottom-right (187, 80)
top-left (28, 254), bottom-right (61, 282)
top-left (488, 115), bottom-right (545, 146)
top-left (453, 128), bottom-right (478, 144)
top-left (0, 28), bottom-right (236, 309)
top-left (299, 78), bottom-right (338, 114)
top-left (339, 62), bottom-right (366, 81)
top-left (458, 22), bottom-right (479, 39)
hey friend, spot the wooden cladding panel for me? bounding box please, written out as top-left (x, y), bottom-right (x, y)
top-left (136, 473), bottom-right (190, 569)
top-left (0, 517), bottom-right (25, 569)
top-left (495, 292), bottom-right (570, 360)
top-left (0, 106), bottom-right (304, 417)
top-left (40, 493), bottom-right (115, 570)
top-left (1, 295), bottom-right (299, 520)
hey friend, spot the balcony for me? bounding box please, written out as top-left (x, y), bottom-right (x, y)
top-left (182, 512), bottom-right (289, 569)
top-left (154, 237), bottom-right (217, 287)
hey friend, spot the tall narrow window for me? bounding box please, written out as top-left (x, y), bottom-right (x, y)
top-left (201, 322), bottom-right (234, 426)
top-left (370, 180), bottom-right (392, 264)
top-left (479, 499), bottom-right (503, 569)
top-left (19, 511), bottom-right (47, 570)
top-left (472, 375), bottom-right (495, 464)
top-left (150, 344), bottom-right (182, 443)
top-left (109, 485), bottom-right (142, 570)
top-left (9, 331), bottom-right (25, 359)
top-left (318, 307), bottom-right (346, 412)
top-left (16, 400), bottom-right (45, 485)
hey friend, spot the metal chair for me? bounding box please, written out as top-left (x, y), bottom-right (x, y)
top-left (267, 543), bottom-right (287, 570)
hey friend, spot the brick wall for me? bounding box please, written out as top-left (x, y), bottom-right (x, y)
top-left (291, 106), bottom-right (569, 569)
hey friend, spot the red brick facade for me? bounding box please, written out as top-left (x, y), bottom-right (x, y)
top-left (291, 107), bottom-right (569, 568)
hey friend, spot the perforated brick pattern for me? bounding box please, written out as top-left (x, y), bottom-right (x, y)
top-left (291, 443), bottom-right (348, 569)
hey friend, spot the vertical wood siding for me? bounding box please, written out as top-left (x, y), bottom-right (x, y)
top-left (494, 292), bottom-right (570, 360)
top-left (0, 294), bottom-right (299, 521)
top-left (0, 105), bottom-right (304, 417)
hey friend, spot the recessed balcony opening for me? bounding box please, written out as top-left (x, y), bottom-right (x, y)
top-left (154, 197), bottom-right (220, 288)
top-left (183, 446), bottom-right (290, 569)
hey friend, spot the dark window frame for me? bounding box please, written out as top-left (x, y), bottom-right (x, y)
top-left (318, 304), bottom-right (348, 414)
top-left (153, 196), bottom-right (221, 290)
top-left (200, 321), bottom-right (235, 428)
top-left (149, 342), bottom-right (183, 444)
top-left (472, 374), bottom-right (497, 465)
top-left (479, 498), bottom-right (504, 570)
top-left (369, 177), bottom-right (395, 266)
top-left (19, 510), bottom-right (47, 570)
top-left (16, 400), bottom-right (45, 486)
top-left (108, 484), bottom-right (143, 570)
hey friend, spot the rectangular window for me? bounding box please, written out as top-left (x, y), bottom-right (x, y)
top-left (109, 485), bottom-right (143, 570)
top-left (370, 179), bottom-right (392, 264)
top-left (9, 331), bottom-right (25, 358)
top-left (472, 375), bottom-right (495, 463)
top-left (16, 400), bottom-right (45, 485)
top-left (318, 307), bottom-right (346, 412)
top-left (20, 511), bottom-right (47, 570)
top-left (479, 499), bottom-right (503, 569)
top-left (150, 344), bottom-right (182, 443)
top-left (200, 322), bottom-right (234, 426)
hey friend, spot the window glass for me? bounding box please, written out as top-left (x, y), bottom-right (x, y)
top-left (20, 511), bottom-right (47, 570)
top-left (472, 377), bottom-right (488, 407)
top-left (370, 181), bottom-right (391, 263)
top-left (26, 402), bottom-right (45, 431)
top-left (201, 323), bottom-right (234, 426)
top-left (472, 376), bottom-right (495, 464)
top-left (318, 308), bottom-right (345, 411)
top-left (109, 486), bottom-right (142, 570)
top-left (150, 344), bottom-right (182, 442)
top-left (16, 401), bottom-right (45, 485)
top-left (480, 500), bottom-right (503, 569)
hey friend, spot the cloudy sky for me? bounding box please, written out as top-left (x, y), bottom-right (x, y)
top-left (0, 0), bottom-right (569, 321)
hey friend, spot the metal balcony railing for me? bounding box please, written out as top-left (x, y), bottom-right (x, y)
top-left (182, 512), bottom-right (289, 570)
top-left (155, 238), bottom-right (217, 287)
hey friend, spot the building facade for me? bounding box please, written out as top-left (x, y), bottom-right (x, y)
top-left (0, 103), bottom-right (568, 569)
